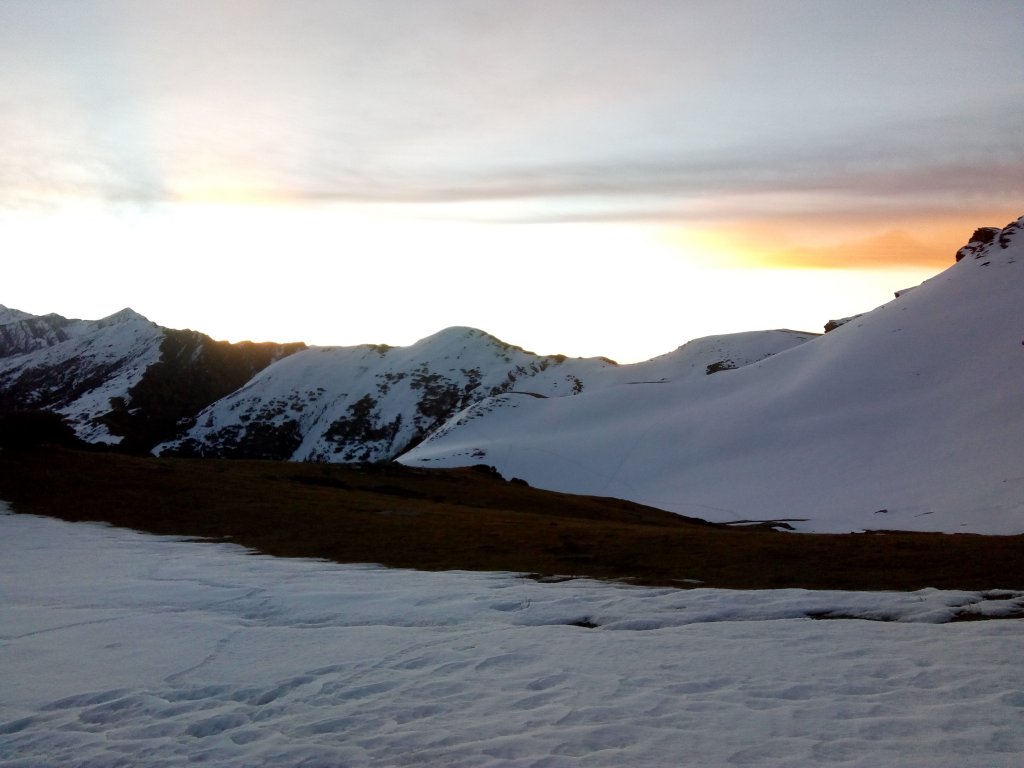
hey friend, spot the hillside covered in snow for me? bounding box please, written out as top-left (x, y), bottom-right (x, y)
top-left (401, 217), bottom-right (1024, 534)
top-left (155, 327), bottom-right (812, 462)
top-left (0, 306), bottom-right (811, 464)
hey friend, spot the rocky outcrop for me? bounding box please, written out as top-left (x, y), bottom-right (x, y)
top-left (956, 226), bottom-right (1003, 261)
top-left (998, 217), bottom-right (1022, 250)
top-left (955, 218), bottom-right (1023, 263)
top-left (824, 315), bottom-right (862, 333)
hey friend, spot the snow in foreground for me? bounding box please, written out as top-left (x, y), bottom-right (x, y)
top-left (2, 509), bottom-right (1023, 767)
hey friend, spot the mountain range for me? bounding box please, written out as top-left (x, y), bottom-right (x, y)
top-left (2, 216), bottom-right (1021, 534)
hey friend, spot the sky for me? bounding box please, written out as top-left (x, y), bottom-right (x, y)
top-left (1, 1), bottom-right (1021, 363)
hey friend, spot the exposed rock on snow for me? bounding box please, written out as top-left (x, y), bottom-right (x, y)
top-left (824, 314), bottom-right (862, 332)
top-left (956, 226), bottom-right (1002, 261)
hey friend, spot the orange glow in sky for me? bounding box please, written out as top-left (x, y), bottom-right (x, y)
top-left (2, 199), bottom-right (993, 363)
top-left (663, 208), bottom-right (1024, 272)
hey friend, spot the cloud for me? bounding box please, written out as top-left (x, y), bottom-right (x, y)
top-left (1, 0), bottom-right (1020, 233)
top-left (278, 122), bottom-right (1023, 232)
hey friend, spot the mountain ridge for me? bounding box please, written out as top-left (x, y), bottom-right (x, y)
top-left (2, 215), bottom-right (1021, 534)
top-left (0, 308), bottom-right (305, 449)
top-left (154, 326), bottom-right (813, 462)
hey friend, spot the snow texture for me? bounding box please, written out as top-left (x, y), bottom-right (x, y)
top-left (402, 217), bottom-right (1024, 534)
top-left (3, 506), bottom-right (1023, 767)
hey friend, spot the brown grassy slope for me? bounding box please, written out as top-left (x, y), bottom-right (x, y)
top-left (1, 448), bottom-right (1022, 590)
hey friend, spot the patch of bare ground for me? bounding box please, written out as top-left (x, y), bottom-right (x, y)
top-left (2, 447), bottom-right (1022, 591)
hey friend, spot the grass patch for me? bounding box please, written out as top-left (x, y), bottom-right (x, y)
top-left (2, 447), bottom-right (1022, 591)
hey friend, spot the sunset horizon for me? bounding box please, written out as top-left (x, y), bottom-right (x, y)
top-left (2, 1), bottom-right (1020, 362)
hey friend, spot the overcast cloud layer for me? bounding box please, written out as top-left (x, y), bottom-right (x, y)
top-left (2, 1), bottom-right (1021, 221)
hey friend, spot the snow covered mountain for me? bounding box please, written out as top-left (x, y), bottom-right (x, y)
top-left (0, 308), bottom-right (303, 449)
top-left (0, 308), bottom-right (165, 444)
top-left (155, 327), bottom-right (813, 461)
top-left (400, 217), bottom-right (1024, 534)
top-left (0, 306), bottom-right (809, 462)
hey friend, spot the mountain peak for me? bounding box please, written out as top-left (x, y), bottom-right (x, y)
top-left (96, 308), bottom-right (152, 327)
top-left (413, 326), bottom-right (534, 355)
top-left (416, 326), bottom-right (491, 343)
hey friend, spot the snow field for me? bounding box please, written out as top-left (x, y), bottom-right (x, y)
top-left (2, 508), bottom-right (1023, 767)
